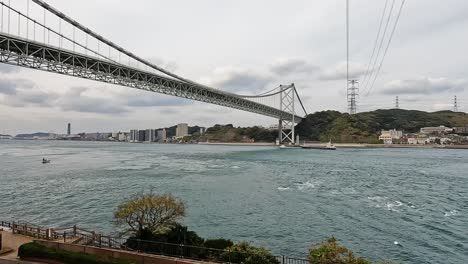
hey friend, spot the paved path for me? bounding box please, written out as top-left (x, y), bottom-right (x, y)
top-left (0, 259), bottom-right (44, 264)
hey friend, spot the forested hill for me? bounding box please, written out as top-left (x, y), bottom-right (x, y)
top-left (295, 109), bottom-right (468, 143)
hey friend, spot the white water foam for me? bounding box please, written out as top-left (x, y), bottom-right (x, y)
top-left (295, 180), bottom-right (318, 191)
top-left (444, 210), bottom-right (459, 217)
top-left (277, 187), bottom-right (290, 191)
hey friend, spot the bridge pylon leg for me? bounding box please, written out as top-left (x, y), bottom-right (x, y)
top-left (278, 84), bottom-right (296, 145)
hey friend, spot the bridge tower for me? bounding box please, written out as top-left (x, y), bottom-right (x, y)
top-left (278, 84), bottom-right (296, 145)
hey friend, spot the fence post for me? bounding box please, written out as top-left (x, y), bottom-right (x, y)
top-left (98, 234), bottom-right (102, 248)
top-left (228, 249), bottom-right (231, 264)
top-left (282, 255), bottom-right (285, 264)
top-left (73, 225), bottom-right (77, 237)
top-left (63, 231), bottom-right (66, 243)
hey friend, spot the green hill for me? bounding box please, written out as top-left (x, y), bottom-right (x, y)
top-left (296, 109), bottom-right (468, 143)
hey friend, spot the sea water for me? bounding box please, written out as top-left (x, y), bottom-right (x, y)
top-left (0, 140), bottom-right (467, 263)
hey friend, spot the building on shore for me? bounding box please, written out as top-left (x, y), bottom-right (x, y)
top-left (420, 126), bottom-right (453, 134)
top-left (454, 127), bottom-right (468, 134)
top-left (145, 129), bottom-right (156, 142)
top-left (118, 132), bottom-right (128, 142)
top-left (157, 129), bottom-right (167, 142)
top-left (138, 130), bottom-right (146, 142)
top-left (379, 129), bottom-right (403, 144)
top-left (129, 130), bottom-right (139, 142)
top-left (176, 123), bottom-right (189, 138)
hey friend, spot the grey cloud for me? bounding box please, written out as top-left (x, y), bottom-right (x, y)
top-left (2, 89), bottom-right (57, 107)
top-left (0, 64), bottom-right (20, 74)
top-left (127, 94), bottom-right (191, 107)
top-left (0, 79), bottom-right (34, 95)
top-left (59, 96), bottom-right (128, 114)
top-left (146, 57), bottom-right (178, 72)
top-left (270, 59), bottom-right (319, 75)
top-left (210, 69), bottom-right (273, 93)
top-left (318, 62), bottom-right (366, 81)
top-left (381, 77), bottom-right (466, 95)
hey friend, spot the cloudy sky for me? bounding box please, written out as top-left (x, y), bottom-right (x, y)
top-left (1, 0), bottom-right (467, 135)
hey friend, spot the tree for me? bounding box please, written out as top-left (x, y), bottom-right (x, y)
top-left (114, 192), bottom-right (185, 236)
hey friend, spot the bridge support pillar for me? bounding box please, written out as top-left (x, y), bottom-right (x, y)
top-left (278, 84), bottom-right (296, 145)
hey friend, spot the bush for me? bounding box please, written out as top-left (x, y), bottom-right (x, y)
top-left (18, 242), bottom-right (135, 264)
top-left (204, 238), bottom-right (234, 249)
top-left (309, 237), bottom-right (396, 264)
top-left (220, 242), bottom-right (280, 264)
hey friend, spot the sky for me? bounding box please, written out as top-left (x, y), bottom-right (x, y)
top-left (1, 0), bottom-right (468, 135)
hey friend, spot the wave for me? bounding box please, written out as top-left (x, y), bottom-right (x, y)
top-left (106, 164), bottom-right (152, 171)
top-left (277, 187), bottom-right (290, 191)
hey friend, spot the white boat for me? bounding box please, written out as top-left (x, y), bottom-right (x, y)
top-left (301, 140), bottom-right (336, 150)
top-left (323, 140), bottom-right (336, 150)
top-left (279, 145), bottom-right (286, 149)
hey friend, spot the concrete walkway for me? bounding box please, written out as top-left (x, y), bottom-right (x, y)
top-left (0, 231), bottom-right (33, 262)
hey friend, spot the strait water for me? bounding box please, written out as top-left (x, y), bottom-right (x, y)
top-left (0, 140), bottom-right (467, 263)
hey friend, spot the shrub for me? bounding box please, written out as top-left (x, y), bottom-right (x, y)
top-left (204, 238), bottom-right (234, 249)
top-left (309, 237), bottom-right (396, 264)
top-left (220, 242), bottom-right (280, 264)
top-left (18, 242), bottom-right (135, 264)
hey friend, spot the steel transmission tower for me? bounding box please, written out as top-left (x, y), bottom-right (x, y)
top-left (454, 95), bottom-right (458, 112)
top-left (348, 80), bottom-right (359, 114)
top-left (395, 96), bottom-right (399, 109)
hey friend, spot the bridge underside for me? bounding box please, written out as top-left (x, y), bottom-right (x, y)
top-left (0, 33), bottom-right (303, 123)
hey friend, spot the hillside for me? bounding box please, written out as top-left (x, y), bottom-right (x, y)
top-left (198, 124), bottom-right (277, 142)
top-left (14, 132), bottom-right (51, 138)
top-left (296, 109), bottom-right (468, 143)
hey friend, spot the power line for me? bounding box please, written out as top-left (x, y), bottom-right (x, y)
top-left (346, 0), bottom-right (349, 108)
top-left (366, 0), bottom-right (406, 96)
top-left (361, 0), bottom-right (389, 86)
top-left (362, 0), bottom-right (396, 94)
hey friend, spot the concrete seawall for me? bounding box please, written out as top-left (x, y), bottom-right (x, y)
top-left (34, 240), bottom-right (213, 264)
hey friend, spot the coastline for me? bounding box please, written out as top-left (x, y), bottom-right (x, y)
top-left (199, 142), bottom-right (468, 149)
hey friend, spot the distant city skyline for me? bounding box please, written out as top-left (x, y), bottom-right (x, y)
top-left (1, 0), bottom-right (468, 135)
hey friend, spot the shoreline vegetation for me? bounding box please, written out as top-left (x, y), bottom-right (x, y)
top-left (107, 192), bottom-right (396, 264)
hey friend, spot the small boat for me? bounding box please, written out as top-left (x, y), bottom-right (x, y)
top-left (322, 140), bottom-right (336, 150)
top-left (301, 140), bottom-right (336, 150)
top-left (279, 145), bottom-right (286, 149)
top-left (42, 158), bottom-right (51, 164)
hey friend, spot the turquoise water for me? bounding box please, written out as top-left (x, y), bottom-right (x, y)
top-left (0, 140), bottom-right (467, 263)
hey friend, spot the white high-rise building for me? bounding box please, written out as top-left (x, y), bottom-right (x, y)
top-left (176, 123), bottom-right (189, 138)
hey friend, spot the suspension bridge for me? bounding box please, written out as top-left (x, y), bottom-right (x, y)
top-left (0, 0), bottom-right (308, 145)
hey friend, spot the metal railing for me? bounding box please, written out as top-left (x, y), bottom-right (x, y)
top-left (0, 220), bottom-right (310, 264)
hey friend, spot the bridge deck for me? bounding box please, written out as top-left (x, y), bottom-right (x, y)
top-left (0, 33), bottom-right (302, 122)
